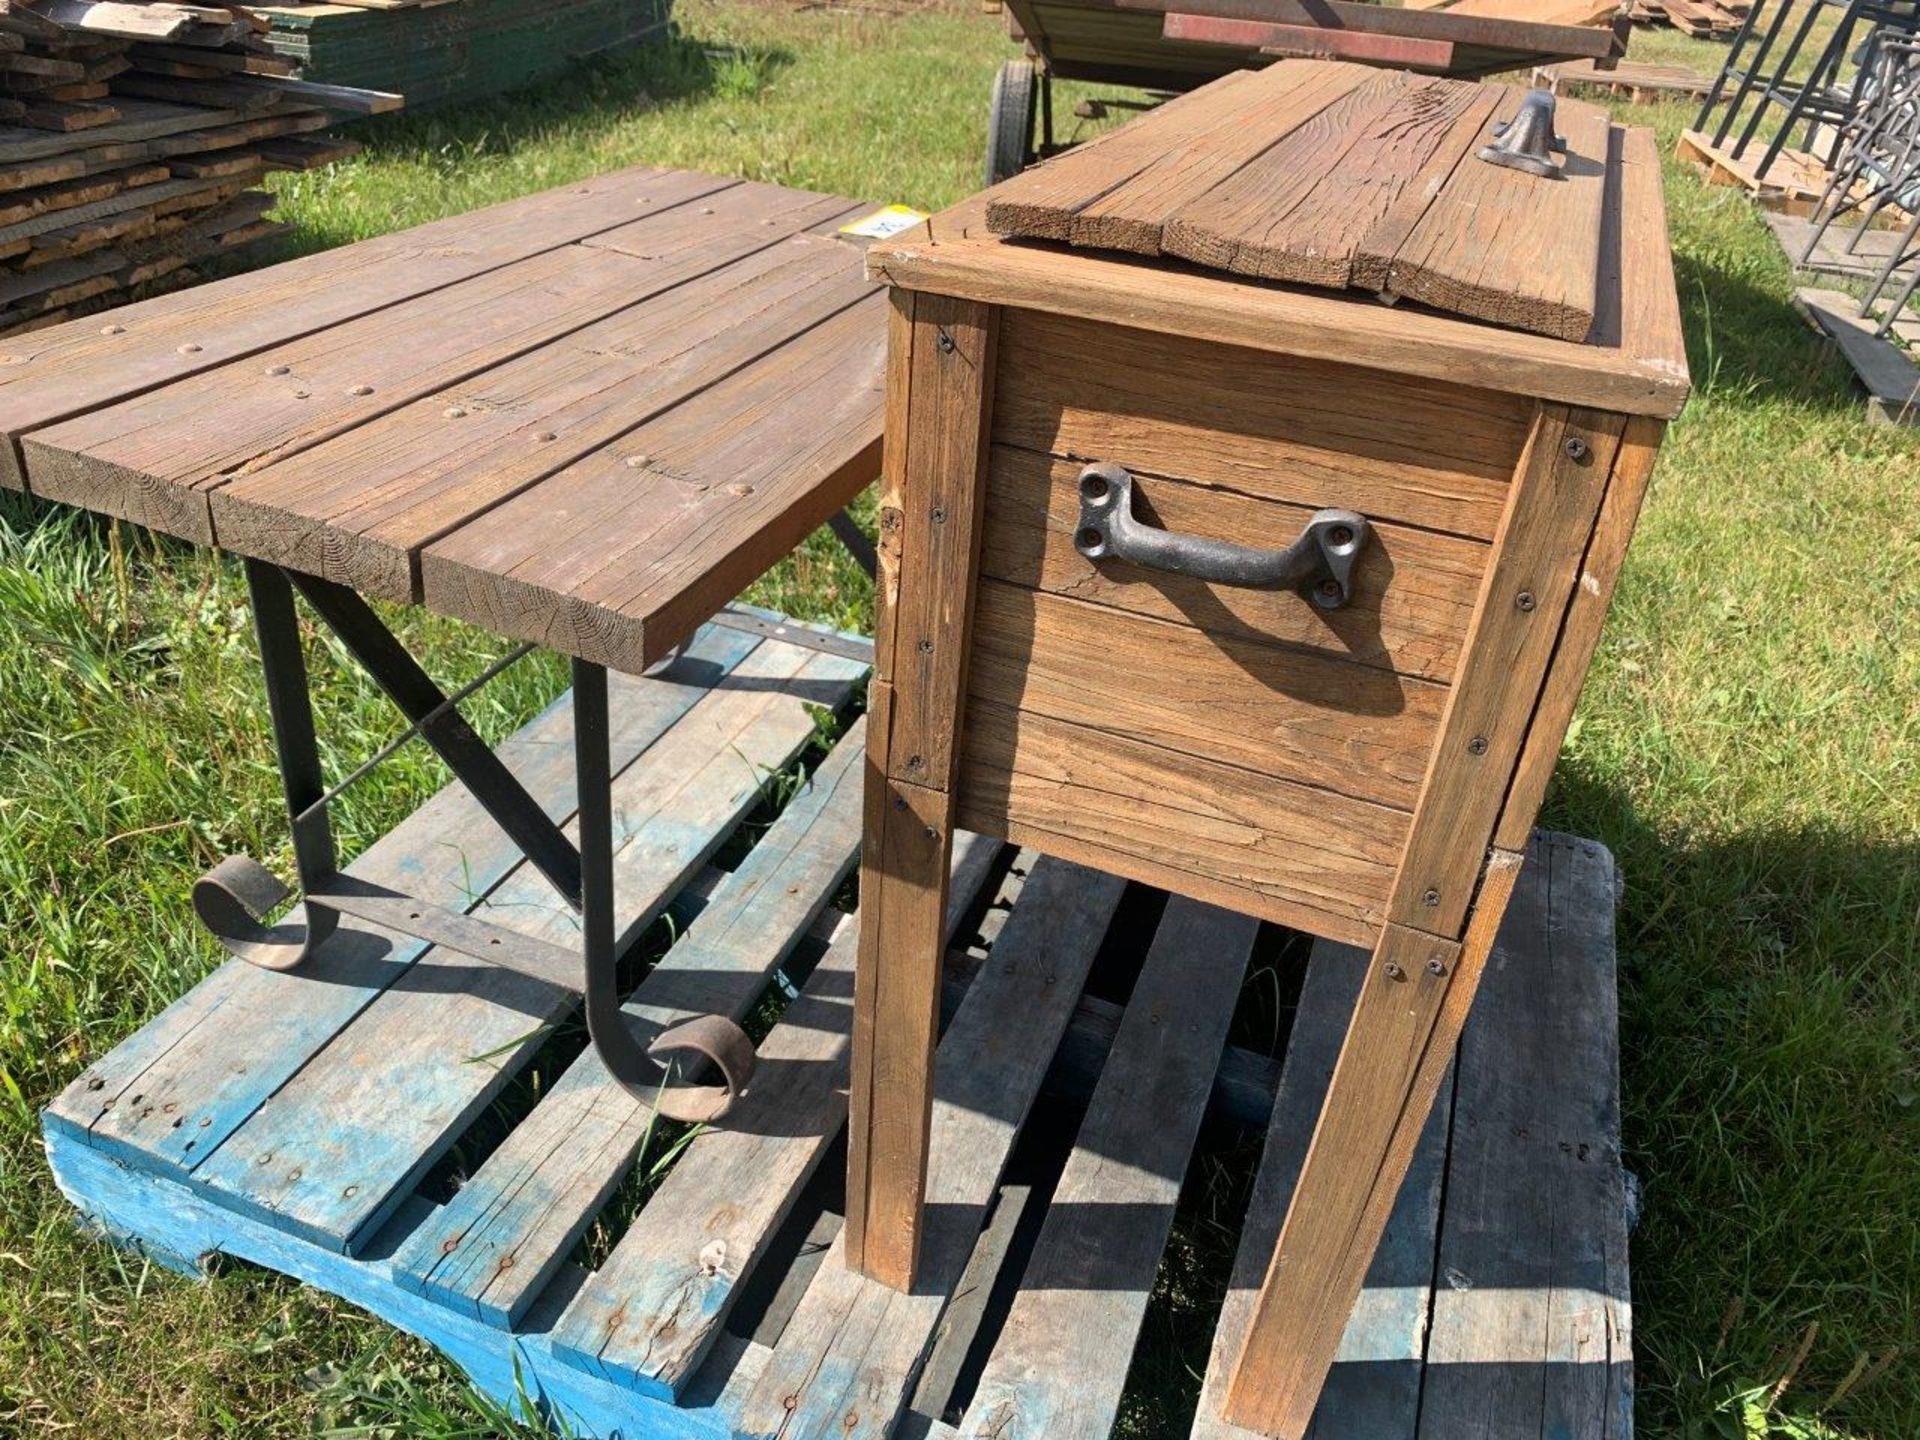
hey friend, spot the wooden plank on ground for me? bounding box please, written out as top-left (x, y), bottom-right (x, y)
top-left (1416, 833), bottom-right (1630, 1440)
top-left (187, 643), bottom-right (865, 1253)
top-left (0, 166), bottom-right (742, 489)
top-left (390, 711), bottom-right (874, 1326)
top-left (205, 231), bottom-right (873, 598)
top-left (738, 858), bottom-right (1127, 1440)
top-left (1190, 943), bottom-right (1452, 1440)
top-left (418, 294), bottom-right (886, 672)
top-left (42, 625), bottom-right (762, 1177)
top-left (958, 900), bottom-right (1259, 1440)
top-left (543, 831), bottom-right (1006, 1396)
top-left (1164, 75), bottom-right (1495, 287)
top-left (1794, 287), bottom-right (1920, 428)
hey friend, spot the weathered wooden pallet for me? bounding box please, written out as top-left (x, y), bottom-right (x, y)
top-left (43, 614), bottom-right (1633, 1440)
top-left (1675, 128), bottom-right (1830, 214)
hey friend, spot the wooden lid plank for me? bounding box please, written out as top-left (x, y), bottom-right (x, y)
top-left (1162, 70), bottom-right (1474, 285)
top-left (1365, 88), bottom-right (1612, 341)
top-left (1067, 58), bottom-right (1375, 255)
top-left (981, 59), bottom-right (1624, 343)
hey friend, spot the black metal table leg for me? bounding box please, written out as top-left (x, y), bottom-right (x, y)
top-left (196, 561), bottom-right (757, 1119)
top-left (191, 560), bottom-right (339, 970)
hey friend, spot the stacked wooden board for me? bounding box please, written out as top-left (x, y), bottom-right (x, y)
top-left (1627, 0), bottom-right (1748, 37)
top-left (255, 0), bottom-right (670, 111)
top-left (0, 0), bottom-right (397, 336)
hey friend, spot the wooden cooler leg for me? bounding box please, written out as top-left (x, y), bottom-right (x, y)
top-left (845, 291), bottom-right (999, 1291)
top-left (1224, 403), bottom-right (1635, 1436)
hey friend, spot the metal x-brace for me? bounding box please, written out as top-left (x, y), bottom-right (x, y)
top-left (195, 514), bottom-right (876, 1123)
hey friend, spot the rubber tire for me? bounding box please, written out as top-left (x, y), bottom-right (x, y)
top-left (986, 59), bottom-right (1039, 186)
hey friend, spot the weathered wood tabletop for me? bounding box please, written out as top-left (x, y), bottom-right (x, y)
top-left (0, 165), bottom-right (888, 671)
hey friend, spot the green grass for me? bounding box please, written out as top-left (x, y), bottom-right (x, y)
top-left (1, 4), bottom-right (1916, 1437)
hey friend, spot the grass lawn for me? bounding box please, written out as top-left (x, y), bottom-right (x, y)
top-left (1, 3), bottom-right (1915, 1436)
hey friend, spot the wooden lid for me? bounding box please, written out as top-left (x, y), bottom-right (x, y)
top-left (866, 60), bottom-right (1689, 418)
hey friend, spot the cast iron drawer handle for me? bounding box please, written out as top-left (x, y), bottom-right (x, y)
top-left (1073, 463), bottom-right (1370, 609)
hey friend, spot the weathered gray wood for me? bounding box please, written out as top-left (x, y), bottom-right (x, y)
top-left (737, 858), bottom-right (1127, 1440)
top-left (43, 625), bottom-right (761, 1176)
top-left (959, 899), bottom-right (1259, 1440)
top-left (1794, 288), bottom-right (1920, 428)
top-left (543, 830), bottom-right (1008, 1396)
top-left (390, 710), bottom-right (871, 1326)
top-left (1191, 941), bottom-right (1452, 1440)
top-left (186, 644), bottom-right (864, 1253)
top-left (1416, 832), bottom-right (1630, 1440)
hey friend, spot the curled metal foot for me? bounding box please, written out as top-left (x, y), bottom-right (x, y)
top-left (647, 1013), bottom-right (760, 1123)
top-left (193, 854), bottom-right (337, 972)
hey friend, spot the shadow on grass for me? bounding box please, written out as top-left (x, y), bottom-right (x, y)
top-left (1671, 247), bottom-right (1871, 414)
top-left (1537, 763), bottom-right (1918, 1440)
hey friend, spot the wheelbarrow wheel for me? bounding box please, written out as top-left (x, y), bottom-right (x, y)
top-left (986, 59), bottom-right (1039, 186)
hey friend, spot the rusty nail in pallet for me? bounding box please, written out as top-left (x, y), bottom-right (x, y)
top-left (849, 58), bottom-right (1687, 1437)
top-left (0, 0), bottom-right (399, 338)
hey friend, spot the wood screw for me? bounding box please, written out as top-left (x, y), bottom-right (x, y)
top-left (101, 324), bottom-right (124, 335)
top-left (1563, 437), bottom-right (1591, 463)
top-left (445, 406), bottom-right (467, 419)
top-left (1515, 591), bottom-right (1536, 612)
top-left (265, 364), bottom-right (290, 376)
top-left (931, 506), bottom-right (946, 523)
top-left (178, 343), bottom-right (201, 354)
top-left (1383, 961), bottom-right (1405, 981)
top-left (1427, 956), bottom-right (1448, 976)
top-left (917, 638), bottom-right (934, 654)
top-left (937, 332), bottom-right (956, 355)
top-left (1468, 736), bottom-right (1488, 756)
top-left (1423, 887), bottom-right (1440, 907)
top-left (348, 384), bottom-right (373, 396)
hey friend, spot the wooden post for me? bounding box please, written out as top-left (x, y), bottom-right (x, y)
top-left (845, 290), bottom-right (999, 1291)
top-left (1222, 403), bottom-right (1632, 1437)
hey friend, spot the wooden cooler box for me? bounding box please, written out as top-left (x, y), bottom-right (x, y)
top-left (845, 60), bottom-right (1688, 1438)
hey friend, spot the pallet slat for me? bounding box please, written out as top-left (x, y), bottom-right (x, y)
top-left (392, 712), bottom-right (874, 1326)
top-left (739, 858), bottom-right (1128, 1440)
top-left (544, 829), bottom-right (1007, 1396)
top-left (43, 623), bottom-right (762, 1175)
top-left (1416, 833), bottom-right (1630, 1439)
top-left (187, 641), bottom-right (866, 1252)
top-left (957, 899), bottom-right (1258, 1440)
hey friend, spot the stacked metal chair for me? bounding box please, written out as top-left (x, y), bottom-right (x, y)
top-left (1799, 34), bottom-right (1920, 338)
top-left (1698, 0), bottom-right (1920, 184)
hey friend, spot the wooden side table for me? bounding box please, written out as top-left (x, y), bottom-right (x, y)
top-left (845, 62), bottom-right (1687, 1438)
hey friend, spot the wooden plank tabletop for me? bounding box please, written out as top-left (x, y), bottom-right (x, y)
top-left (1, 166), bottom-right (888, 671)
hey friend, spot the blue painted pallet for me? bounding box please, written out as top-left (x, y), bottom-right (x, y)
top-left (43, 612), bottom-right (1632, 1440)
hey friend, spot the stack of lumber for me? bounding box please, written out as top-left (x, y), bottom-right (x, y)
top-left (1399, 0), bottom-right (1625, 31)
top-left (254, 0), bottom-right (670, 111)
top-left (0, 0), bottom-right (399, 335)
top-left (1627, 0), bottom-right (1748, 37)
